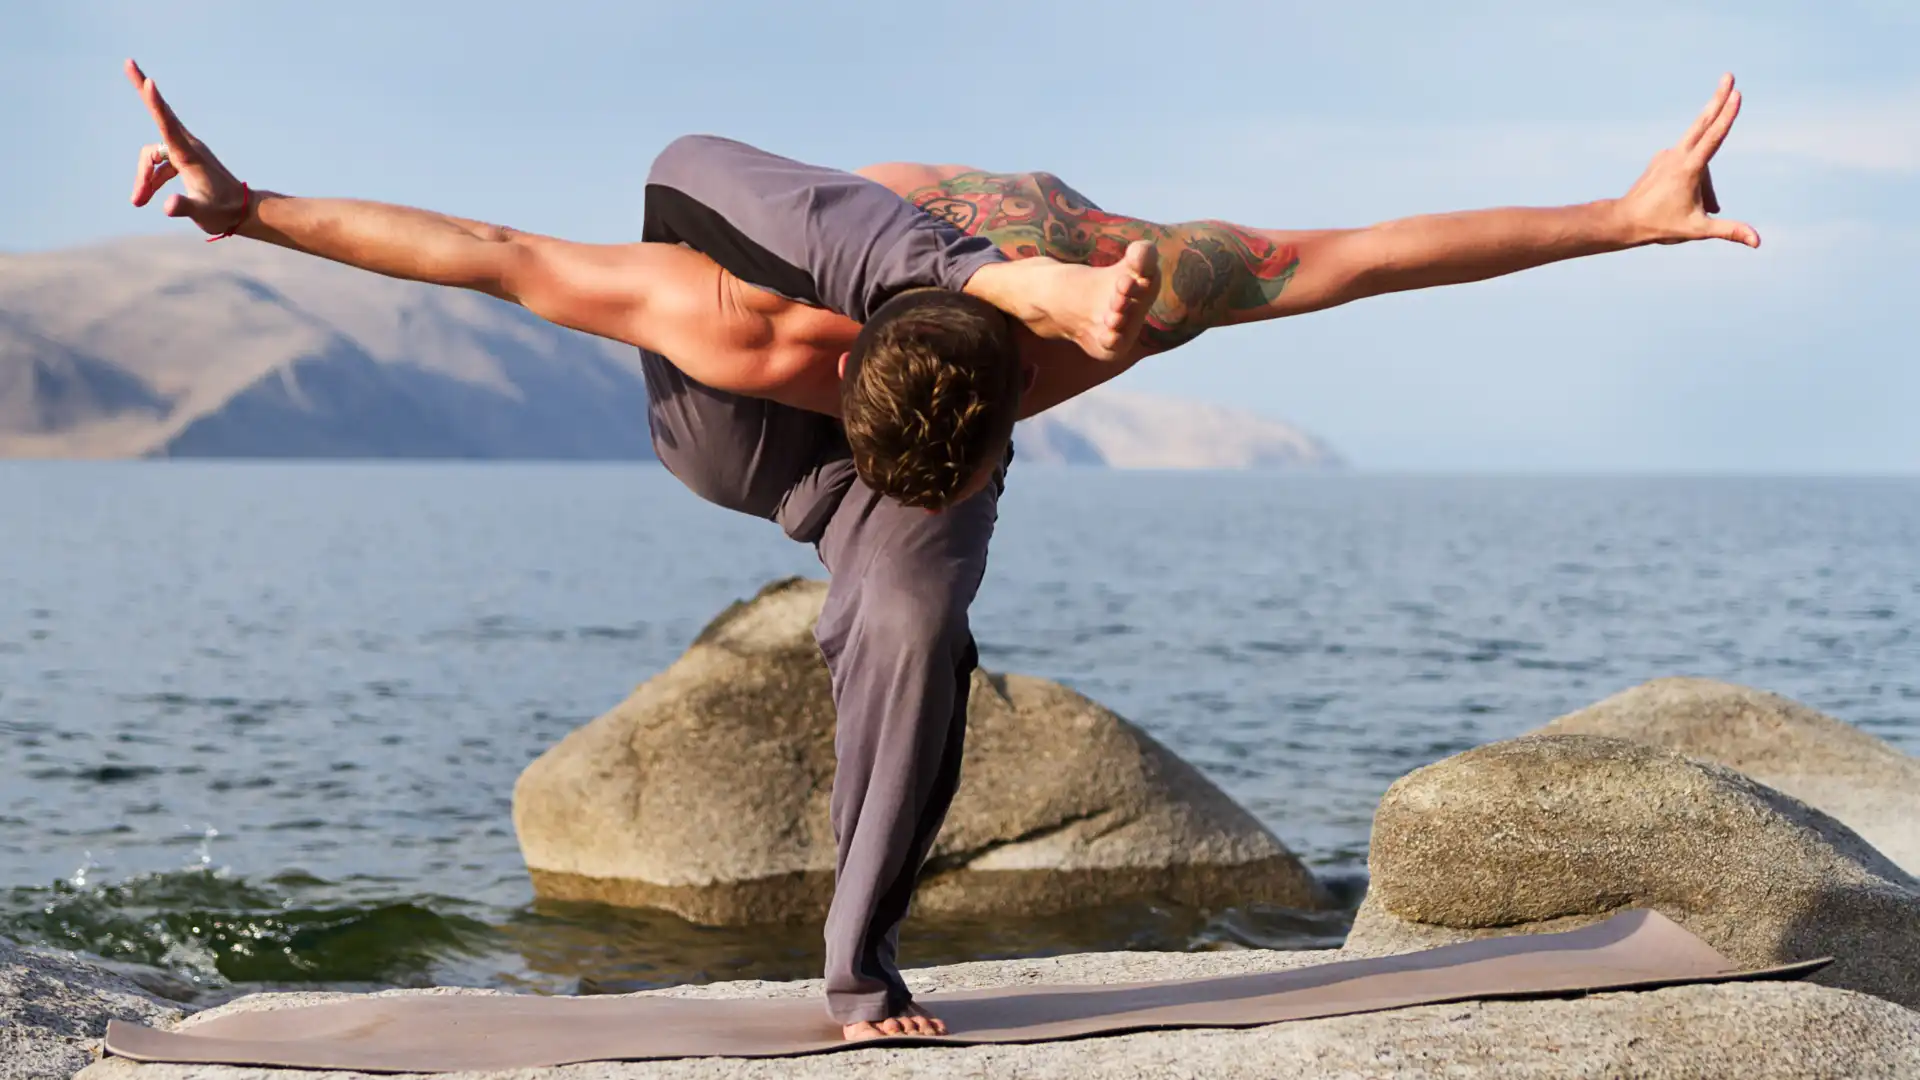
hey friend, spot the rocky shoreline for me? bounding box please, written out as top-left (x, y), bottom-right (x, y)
top-left (9, 585), bottom-right (1920, 1078)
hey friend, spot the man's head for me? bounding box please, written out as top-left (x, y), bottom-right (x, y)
top-left (839, 289), bottom-right (1029, 511)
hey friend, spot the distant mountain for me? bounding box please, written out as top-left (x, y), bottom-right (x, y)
top-left (0, 237), bottom-right (654, 460)
top-left (0, 236), bottom-right (1341, 469)
top-left (1014, 388), bottom-right (1342, 469)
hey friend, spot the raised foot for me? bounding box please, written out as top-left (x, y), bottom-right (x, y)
top-left (842, 1001), bottom-right (948, 1041)
top-left (1040, 239), bottom-right (1159, 361)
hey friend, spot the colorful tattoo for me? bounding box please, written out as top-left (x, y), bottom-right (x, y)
top-left (906, 170), bottom-right (1299, 350)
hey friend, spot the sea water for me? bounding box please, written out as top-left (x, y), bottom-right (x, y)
top-left (3, 464), bottom-right (1914, 1000)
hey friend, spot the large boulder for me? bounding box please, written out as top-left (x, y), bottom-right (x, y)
top-left (1343, 734), bottom-right (1920, 1009)
top-left (513, 578), bottom-right (1320, 924)
top-left (77, 953), bottom-right (1920, 1079)
top-left (2, 937), bottom-right (186, 1080)
top-left (1537, 677), bottom-right (1920, 873)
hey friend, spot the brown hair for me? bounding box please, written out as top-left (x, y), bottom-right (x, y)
top-left (840, 289), bottom-right (1021, 509)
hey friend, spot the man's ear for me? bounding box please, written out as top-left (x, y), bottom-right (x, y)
top-left (838, 352), bottom-right (851, 379)
top-left (1021, 361), bottom-right (1039, 393)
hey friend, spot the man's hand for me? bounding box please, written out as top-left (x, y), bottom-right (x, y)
top-left (125, 58), bottom-right (251, 236)
top-left (1615, 73), bottom-right (1761, 249)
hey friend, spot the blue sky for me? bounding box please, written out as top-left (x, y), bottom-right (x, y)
top-left (6, 1), bottom-right (1916, 471)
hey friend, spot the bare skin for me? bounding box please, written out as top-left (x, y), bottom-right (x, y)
top-left (859, 75), bottom-right (1755, 414)
top-left (123, 61), bottom-right (1756, 1040)
top-left (844, 1000), bottom-right (946, 1041)
top-left (124, 58), bottom-right (1753, 425)
top-left (967, 245), bottom-right (1158, 362)
top-left (121, 59), bottom-right (1156, 380)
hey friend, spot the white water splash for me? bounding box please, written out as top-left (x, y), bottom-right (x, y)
top-left (190, 825), bottom-right (220, 869)
top-left (67, 851), bottom-right (98, 890)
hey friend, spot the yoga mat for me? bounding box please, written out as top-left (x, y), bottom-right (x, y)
top-left (104, 909), bottom-right (1827, 1072)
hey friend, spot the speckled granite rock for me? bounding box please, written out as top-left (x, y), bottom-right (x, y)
top-left (1345, 734), bottom-right (1920, 1010)
top-left (1537, 677), bottom-right (1920, 873)
top-left (513, 578), bottom-right (1321, 924)
top-left (2, 937), bottom-right (185, 1080)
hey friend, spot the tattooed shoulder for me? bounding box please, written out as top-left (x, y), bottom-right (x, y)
top-left (908, 172), bottom-right (1299, 350)
top-left (906, 171), bottom-right (1136, 255)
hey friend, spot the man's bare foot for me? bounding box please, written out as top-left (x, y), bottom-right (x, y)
top-left (965, 240), bottom-right (1160, 361)
top-left (842, 1001), bottom-right (948, 1042)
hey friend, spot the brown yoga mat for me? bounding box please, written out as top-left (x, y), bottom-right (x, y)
top-left (105, 909), bottom-right (1828, 1072)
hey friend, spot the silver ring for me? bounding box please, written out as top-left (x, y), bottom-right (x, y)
top-left (153, 145), bottom-right (169, 164)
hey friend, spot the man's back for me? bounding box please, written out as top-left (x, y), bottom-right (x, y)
top-left (730, 159), bottom-right (1197, 420)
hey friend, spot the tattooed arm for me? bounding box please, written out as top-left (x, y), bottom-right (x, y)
top-left (903, 170), bottom-right (1295, 352)
top-left (895, 76), bottom-right (1755, 353)
top-left (905, 171), bottom-right (1738, 355)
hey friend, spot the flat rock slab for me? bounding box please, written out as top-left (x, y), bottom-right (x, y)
top-left (79, 967), bottom-right (1918, 1080)
top-left (96, 912), bottom-right (1826, 1075)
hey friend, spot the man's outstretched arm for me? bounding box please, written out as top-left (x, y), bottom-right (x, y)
top-left (1201, 75), bottom-right (1758, 332)
top-left (120, 60), bottom-right (800, 396)
top-left (938, 75), bottom-right (1754, 351)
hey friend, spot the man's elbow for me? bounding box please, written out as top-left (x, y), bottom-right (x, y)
top-left (481, 235), bottom-right (545, 304)
top-left (1292, 231), bottom-right (1388, 311)
top-left (480, 237), bottom-right (616, 337)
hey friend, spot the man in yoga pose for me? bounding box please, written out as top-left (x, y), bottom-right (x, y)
top-left (124, 58), bottom-right (1755, 1040)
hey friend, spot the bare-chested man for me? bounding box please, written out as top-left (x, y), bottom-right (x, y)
top-left (124, 58), bottom-right (1755, 1040)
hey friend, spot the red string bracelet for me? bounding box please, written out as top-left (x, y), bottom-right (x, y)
top-left (206, 183), bottom-right (251, 243)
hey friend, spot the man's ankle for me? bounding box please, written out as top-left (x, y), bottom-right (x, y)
top-left (961, 260), bottom-right (1052, 325)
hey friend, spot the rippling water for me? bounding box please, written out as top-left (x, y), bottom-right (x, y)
top-left (3, 464), bottom-right (1915, 1002)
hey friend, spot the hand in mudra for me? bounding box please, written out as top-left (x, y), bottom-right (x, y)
top-left (1618, 73), bottom-right (1761, 249)
top-left (124, 58), bottom-right (250, 236)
